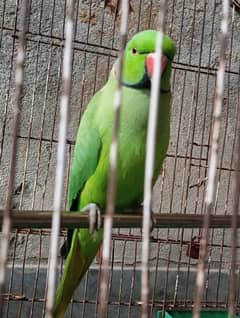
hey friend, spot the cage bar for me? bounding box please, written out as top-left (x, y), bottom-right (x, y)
top-left (99, 1), bottom-right (129, 316)
top-left (45, 1), bottom-right (75, 317)
top-left (141, 1), bottom-right (166, 317)
top-left (193, 1), bottom-right (230, 317)
top-left (1, 211), bottom-right (240, 229)
top-left (1, 1), bottom-right (240, 317)
top-left (228, 82), bottom-right (240, 317)
top-left (0, 0), bottom-right (29, 314)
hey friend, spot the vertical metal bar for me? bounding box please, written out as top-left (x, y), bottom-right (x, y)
top-left (158, 0), bottom-right (181, 216)
top-left (141, 1), bottom-right (166, 317)
top-left (41, 58), bottom-right (62, 210)
top-left (228, 83), bottom-right (240, 318)
top-left (137, 0), bottom-right (143, 31)
top-left (158, 0), bottom-right (185, 308)
top-left (117, 240), bottom-right (127, 318)
top-left (18, 40), bottom-right (40, 209)
top-left (98, 1), bottom-right (129, 316)
top-left (5, 230), bottom-right (18, 316)
top-left (0, 0), bottom-right (20, 168)
top-left (86, 0), bottom-right (94, 45)
top-left (0, 0), bottom-right (29, 313)
top-left (212, 7), bottom-right (236, 306)
top-left (0, 0), bottom-right (6, 48)
top-left (108, 240), bottom-right (115, 318)
top-left (30, 0), bottom-right (57, 210)
top-left (30, 230), bottom-right (42, 317)
top-left (31, 44), bottom-right (54, 209)
top-left (175, 0), bottom-right (208, 306)
top-left (193, 1), bottom-right (229, 317)
top-left (147, 0), bottom-right (153, 29)
top-left (17, 230), bottom-right (30, 317)
top-left (150, 240), bottom-right (162, 317)
top-left (127, 240), bottom-right (138, 318)
top-left (45, 1), bottom-right (75, 317)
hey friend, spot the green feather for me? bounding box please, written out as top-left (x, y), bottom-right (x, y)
top-left (123, 30), bottom-right (176, 87)
top-left (68, 91), bottom-right (102, 209)
top-left (53, 30), bottom-right (176, 318)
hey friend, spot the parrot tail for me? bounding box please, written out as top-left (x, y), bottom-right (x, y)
top-left (53, 229), bottom-right (103, 318)
top-left (60, 229), bottom-right (73, 259)
top-left (53, 231), bottom-right (83, 318)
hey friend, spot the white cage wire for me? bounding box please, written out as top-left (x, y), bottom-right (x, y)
top-left (0, 0), bottom-right (240, 317)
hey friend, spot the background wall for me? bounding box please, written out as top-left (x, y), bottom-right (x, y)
top-left (0, 0), bottom-right (240, 317)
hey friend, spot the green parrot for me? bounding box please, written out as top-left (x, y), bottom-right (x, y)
top-left (53, 30), bottom-right (176, 317)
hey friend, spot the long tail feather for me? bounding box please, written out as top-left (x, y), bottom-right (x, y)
top-left (53, 231), bottom-right (84, 318)
top-left (53, 229), bottom-right (103, 318)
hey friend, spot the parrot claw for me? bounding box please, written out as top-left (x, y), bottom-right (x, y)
top-left (141, 213), bottom-right (156, 235)
top-left (81, 203), bottom-right (101, 234)
top-left (150, 213), bottom-right (156, 233)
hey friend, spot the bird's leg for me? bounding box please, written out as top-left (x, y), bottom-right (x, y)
top-left (143, 199), bottom-right (155, 234)
top-left (150, 212), bottom-right (156, 234)
top-left (96, 245), bottom-right (103, 264)
top-left (81, 203), bottom-right (101, 235)
top-left (140, 200), bottom-right (156, 236)
top-left (81, 203), bottom-right (103, 263)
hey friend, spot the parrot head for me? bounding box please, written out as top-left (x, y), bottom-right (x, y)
top-left (119, 30), bottom-right (176, 92)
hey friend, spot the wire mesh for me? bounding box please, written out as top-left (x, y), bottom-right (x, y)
top-left (99, 1), bottom-right (129, 316)
top-left (141, 2), bottom-right (167, 316)
top-left (45, 0), bottom-right (75, 316)
top-left (0, 0), bottom-right (240, 317)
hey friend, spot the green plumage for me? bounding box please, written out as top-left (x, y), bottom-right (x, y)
top-left (53, 30), bottom-right (176, 317)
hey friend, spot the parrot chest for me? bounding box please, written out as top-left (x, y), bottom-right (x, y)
top-left (107, 93), bottom-right (170, 208)
top-left (80, 88), bottom-right (171, 210)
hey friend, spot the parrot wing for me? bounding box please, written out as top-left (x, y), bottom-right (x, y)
top-left (54, 92), bottom-right (103, 318)
top-left (60, 91), bottom-right (102, 258)
top-left (68, 92), bottom-right (102, 210)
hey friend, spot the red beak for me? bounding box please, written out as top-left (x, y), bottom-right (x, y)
top-left (146, 53), bottom-right (168, 78)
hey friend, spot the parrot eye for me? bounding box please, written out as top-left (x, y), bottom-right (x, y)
top-left (132, 48), bottom-right (138, 55)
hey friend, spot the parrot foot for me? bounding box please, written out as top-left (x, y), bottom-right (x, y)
top-left (141, 213), bottom-right (156, 235)
top-left (150, 213), bottom-right (156, 233)
top-left (81, 203), bottom-right (101, 235)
